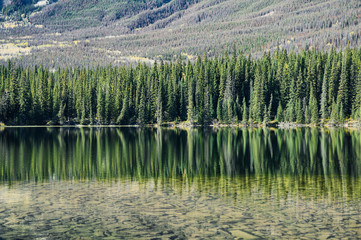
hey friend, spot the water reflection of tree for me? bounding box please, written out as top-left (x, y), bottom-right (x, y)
top-left (0, 127), bottom-right (360, 200)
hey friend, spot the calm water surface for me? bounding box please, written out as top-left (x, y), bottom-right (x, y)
top-left (0, 127), bottom-right (361, 239)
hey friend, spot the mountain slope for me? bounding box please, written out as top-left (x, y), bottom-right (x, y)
top-left (0, 0), bottom-right (360, 67)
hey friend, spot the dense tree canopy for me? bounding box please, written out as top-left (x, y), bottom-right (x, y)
top-left (1, 47), bottom-right (361, 125)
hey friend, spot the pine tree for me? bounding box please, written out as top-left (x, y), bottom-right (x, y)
top-left (156, 87), bottom-right (163, 125)
top-left (337, 51), bottom-right (351, 117)
top-left (263, 95), bottom-right (272, 125)
top-left (285, 100), bottom-right (295, 122)
top-left (328, 58), bottom-right (340, 106)
top-left (80, 101), bottom-right (86, 125)
top-left (223, 67), bottom-right (234, 123)
top-left (242, 98), bottom-right (248, 124)
top-left (57, 101), bottom-right (66, 125)
top-left (196, 65), bottom-right (204, 123)
top-left (187, 76), bottom-right (195, 123)
top-left (250, 66), bottom-right (264, 123)
top-left (19, 71), bottom-right (31, 124)
top-left (309, 93), bottom-right (319, 124)
top-left (150, 61), bottom-right (159, 122)
top-left (338, 103), bottom-right (345, 123)
top-left (329, 101), bottom-right (339, 125)
top-left (218, 64), bottom-right (226, 102)
top-left (117, 94), bottom-right (128, 124)
top-left (354, 63), bottom-right (361, 116)
top-left (320, 72), bottom-right (328, 122)
top-left (276, 102), bottom-right (283, 122)
top-left (305, 106), bottom-right (311, 124)
top-left (166, 75), bottom-right (175, 121)
top-left (138, 86), bottom-right (146, 124)
top-left (307, 57), bottom-right (317, 101)
top-left (96, 85), bottom-right (104, 124)
top-left (9, 68), bottom-right (19, 121)
top-left (296, 68), bottom-right (305, 100)
top-left (104, 83), bottom-right (113, 123)
top-left (295, 100), bottom-right (304, 123)
top-left (216, 99), bottom-right (222, 122)
top-left (204, 85), bottom-right (211, 124)
top-left (280, 63), bottom-right (290, 104)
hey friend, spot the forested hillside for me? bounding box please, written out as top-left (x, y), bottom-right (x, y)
top-left (1, 48), bottom-right (361, 125)
top-left (0, 0), bottom-right (360, 67)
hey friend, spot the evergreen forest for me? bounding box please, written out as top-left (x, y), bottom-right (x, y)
top-left (1, 47), bottom-right (361, 126)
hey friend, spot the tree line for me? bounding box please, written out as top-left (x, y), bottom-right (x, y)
top-left (1, 47), bottom-right (361, 125)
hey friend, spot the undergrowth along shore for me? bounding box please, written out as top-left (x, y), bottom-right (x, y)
top-left (1, 119), bottom-right (360, 128)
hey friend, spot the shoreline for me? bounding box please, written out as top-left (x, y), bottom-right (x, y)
top-left (1, 121), bottom-right (360, 129)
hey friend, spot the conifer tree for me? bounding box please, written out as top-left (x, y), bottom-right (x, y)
top-left (138, 86), bottom-right (146, 124)
top-left (263, 95), bottom-right (272, 125)
top-left (187, 76), bottom-right (196, 123)
top-left (204, 85), bottom-right (211, 124)
top-left (296, 69), bottom-right (305, 101)
top-left (295, 100), bottom-right (304, 123)
top-left (355, 65), bottom-right (361, 117)
top-left (320, 73), bottom-right (328, 122)
top-left (309, 92), bottom-right (319, 124)
top-left (338, 103), bottom-right (345, 123)
top-left (223, 68), bottom-right (234, 123)
top-left (96, 85), bottom-right (104, 124)
top-left (276, 102), bottom-right (284, 122)
top-left (337, 50), bottom-right (351, 116)
top-left (242, 98), bottom-right (248, 124)
top-left (156, 87), bottom-right (163, 125)
top-left (9, 68), bottom-right (19, 120)
top-left (328, 58), bottom-right (340, 106)
top-left (250, 66), bottom-right (264, 123)
top-left (216, 99), bottom-right (222, 122)
top-left (57, 101), bottom-right (66, 125)
top-left (19, 71), bottom-right (31, 123)
top-left (80, 101), bottom-right (86, 125)
top-left (117, 90), bottom-right (129, 124)
top-left (285, 100), bottom-right (295, 122)
top-left (329, 101), bottom-right (339, 125)
top-left (305, 106), bottom-right (311, 124)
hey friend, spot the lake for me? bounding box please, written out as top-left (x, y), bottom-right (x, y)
top-left (0, 127), bottom-right (361, 239)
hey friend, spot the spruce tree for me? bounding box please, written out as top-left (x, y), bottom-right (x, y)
top-left (337, 53), bottom-right (350, 117)
top-left (216, 99), bottom-right (222, 122)
top-left (57, 101), bottom-right (66, 125)
top-left (328, 58), bottom-right (340, 106)
top-left (320, 73), bottom-right (328, 122)
top-left (204, 86), bottom-right (211, 124)
top-left (19, 71), bottom-right (30, 124)
top-left (276, 102), bottom-right (284, 122)
top-left (305, 106), bottom-right (311, 124)
top-left (138, 86), bottom-right (146, 124)
top-left (187, 76), bottom-right (195, 123)
top-left (96, 85), bottom-right (104, 124)
top-left (329, 101), bottom-right (339, 125)
top-left (242, 98), bottom-right (248, 124)
top-left (338, 103), bottom-right (345, 123)
top-left (117, 93), bottom-right (129, 124)
top-left (156, 87), bottom-right (163, 125)
top-left (355, 64), bottom-right (361, 115)
top-left (309, 93), bottom-right (319, 124)
top-left (285, 100), bottom-right (295, 122)
top-left (295, 100), bottom-right (304, 123)
top-left (80, 101), bottom-right (86, 125)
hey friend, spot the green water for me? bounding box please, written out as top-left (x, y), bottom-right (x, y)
top-left (0, 127), bottom-right (361, 239)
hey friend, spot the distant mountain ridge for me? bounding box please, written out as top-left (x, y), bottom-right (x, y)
top-left (0, 0), bottom-right (360, 67)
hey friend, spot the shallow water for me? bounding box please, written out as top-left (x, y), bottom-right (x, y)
top-left (0, 127), bottom-right (361, 239)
